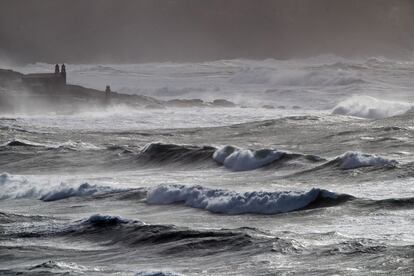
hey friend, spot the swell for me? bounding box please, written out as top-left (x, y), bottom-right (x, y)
top-left (135, 143), bottom-right (324, 171)
top-left (136, 142), bottom-right (216, 168)
top-left (135, 143), bottom-right (398, 174)
top-left (146, 184), bottom-right (354, 215)
top-left (2, 175), bottom-right (411, 215)
top-left (97, 187), bottom-right (414, 213)
top-left (5, 214), bottom-right (277, 256)
top-left (144, 183), bottom-right (413, 215)
top-left (0, 140), bottom-right (399, 174)
top-left (354, 197), bottom-right (414, 210)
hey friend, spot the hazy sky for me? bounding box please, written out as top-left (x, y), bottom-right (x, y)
top-left (1, 0), bottom-right (413, 63)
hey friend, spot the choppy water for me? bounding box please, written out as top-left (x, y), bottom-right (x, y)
top-left (1, 57), bottom-right (414, 275)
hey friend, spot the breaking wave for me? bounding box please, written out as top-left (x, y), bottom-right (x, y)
top-left (136, 143), bottom-right (322, 171)
top-left (0, 173), bottom-right (119, 201)
top-left (147, 184), bottom-right (352, 215)
top-left (332, 96), bottom-right (412, 119)
top-left (134, 143), bottom-right (397, 172)
top-left (332, 151), bottom-right (398, 170)
top-left (213, 145), bottom-right (286, 171)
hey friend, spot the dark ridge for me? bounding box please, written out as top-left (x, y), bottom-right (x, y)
top-left (357, 197), bottom-right (414, 210)
top-left (128, 225), bottom-right (249, 245)
top-left (137, 143), bottom-right (216, 166)
top-left (161, 233), bottom-right (254, 256)
top-left (8, 215), bottom-right (275, 255)
top-left (373, 126), bottom-right (407, 132)
top-left (81, 214), bottom-right (134, 227)
top-left (301, 191), bottom-right (355, 211)
top-left (112, 189), bottom-right (147, 201)
top-left (262, 152), bottom-right (325, 170)
top-left (75, 222), bottom-right (276, 256)
top-left (282, 115), bottom-right (320, 121)
top-left (3, 140), bottom-right (40, 147)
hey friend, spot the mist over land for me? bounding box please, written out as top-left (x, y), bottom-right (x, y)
top-left (1, 0), bottom-right (414, 64)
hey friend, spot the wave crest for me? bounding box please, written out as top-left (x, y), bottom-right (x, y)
top-left (135, 143), bottom-right (393, 172)
top-left (0, 173), bottom-right (118, 201)
top-left (335, 151), bottom-right (397, 170)
top-left (332, 96), bottom-right (412, 119)
top-left (138, 143), bottom-right (215, 166)
top-left (213, 145), bottom-right (287, 171)
top-left (147, 184), bottom-right (351, 214)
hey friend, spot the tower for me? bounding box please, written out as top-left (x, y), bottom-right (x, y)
top-left (105, 85), bottom-right (111, 105)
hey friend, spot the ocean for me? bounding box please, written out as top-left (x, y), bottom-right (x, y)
top-left (1, 56), bottom-right (413, 275)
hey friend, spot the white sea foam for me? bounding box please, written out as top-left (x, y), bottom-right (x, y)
top-left (147, 184), bottom-right (337, 214)
top-left (336, 151), bottom-right (398, 170)
top-left (213, 145), bottom-right (285, 171)
top-left (0, 173), bottom-right (117, 201)
top-left (332, 96), bottom-right (412, 119)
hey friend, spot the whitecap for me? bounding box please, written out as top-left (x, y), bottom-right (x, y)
top-left (213, 145), bottom-right (285, 171)
top-left (336, 151), bottom-right (397, 170)
top-left (332, 95), bottom-right (412, 119)
top-left (0, 173), bottom-right (118, 201)
top-left (147, 184), bottom-right (341, 215)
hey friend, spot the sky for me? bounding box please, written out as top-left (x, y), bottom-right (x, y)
top-left (0, 0), bottom-right (413, 63)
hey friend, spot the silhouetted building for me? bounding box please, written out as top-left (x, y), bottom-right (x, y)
top-left (105, 85), bottom-right (111, 104)
top-left (22, 64), bottom-right (66, 89)
top-left (61, 64), bottom-right (66, 77)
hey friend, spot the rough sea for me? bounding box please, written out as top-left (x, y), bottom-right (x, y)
top-left (1, 56), bottom-right (414, 275)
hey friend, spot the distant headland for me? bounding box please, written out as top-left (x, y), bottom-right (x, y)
top-left (0, 65), bottom-right (236, 114)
